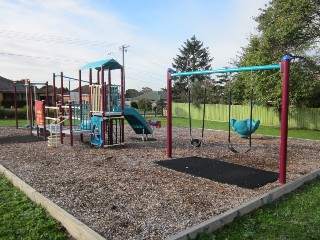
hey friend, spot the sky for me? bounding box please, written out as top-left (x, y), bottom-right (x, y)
top-left (0, 0), bottom-right (269, 91)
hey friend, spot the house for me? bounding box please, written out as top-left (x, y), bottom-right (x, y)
top-left (133, 91), bottom-right (167, 101)
top-left (0, 76), bottom-right (26, 107)
top-left (0, 76), bottom-right (65, 107)
top-left (70, 85), bottom-right (90, 103)
top-left (133, 91), bottom-right (167, 115)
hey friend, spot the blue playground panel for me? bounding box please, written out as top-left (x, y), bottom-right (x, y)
top-left (91, 115), bottom-right (103, 147)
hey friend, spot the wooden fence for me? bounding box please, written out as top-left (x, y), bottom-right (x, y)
top-left (172, 103), bottom-right (320, 130)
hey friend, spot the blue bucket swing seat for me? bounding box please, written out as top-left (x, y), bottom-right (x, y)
top-left (228, 86), bottom-right (260, 153)
top-left (230, 118), bottom-right (260, 138)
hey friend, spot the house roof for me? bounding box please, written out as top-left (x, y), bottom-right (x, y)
top-left (133, 91), bottom-right (167, 101)
top-left (0, 76), bottom-right (26, 93)
top-left (79, 58), bottom-right (123, 71)
top-left (70, 85), bottom-right (90, 94)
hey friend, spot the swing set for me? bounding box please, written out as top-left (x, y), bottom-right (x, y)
top-left (167, 56), bottom-right (291, 184)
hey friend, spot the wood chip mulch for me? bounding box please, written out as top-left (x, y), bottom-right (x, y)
top-left (0, 126), bottom-right (319, 239)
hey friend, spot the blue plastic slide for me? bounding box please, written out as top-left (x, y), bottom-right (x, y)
top-left (124, 107), bottom-right (153, 135)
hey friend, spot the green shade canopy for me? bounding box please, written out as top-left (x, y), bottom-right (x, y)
top-left (79, 58), bottom-right (122, 71)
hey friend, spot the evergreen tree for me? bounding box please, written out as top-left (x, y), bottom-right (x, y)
top-left (172, 35), bottom-right (213, 105)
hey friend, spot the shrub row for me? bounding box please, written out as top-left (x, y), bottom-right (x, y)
top-left (0, 107), bottom-right (55, 120)
top-left (0, 107), bottom-right (27, 119)
top-left (1, 100), bottom-right (26, 108)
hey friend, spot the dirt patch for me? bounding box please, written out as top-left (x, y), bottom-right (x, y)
top-left (0, 126), bottom-right (319, 239)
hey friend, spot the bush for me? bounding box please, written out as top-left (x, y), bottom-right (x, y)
top-left (137, 99), bottom-right (152, 116)
top-left (1, 100), bottom-right (26, 108)
top-left (131, 101), bottom-right (138, 109)
top-left (0, 107), bottom-right (27, 119)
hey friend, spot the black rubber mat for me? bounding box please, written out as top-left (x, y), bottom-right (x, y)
top-left (156, 156), bottom-right (278, 189)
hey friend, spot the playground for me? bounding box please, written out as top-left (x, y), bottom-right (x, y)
top-left (0, 124), bottom-right (319, 239)
top-left (1, 56), bottom-right (319, 239)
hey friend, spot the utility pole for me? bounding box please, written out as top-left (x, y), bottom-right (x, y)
top-left (120, 45), bottom-right (129, 95)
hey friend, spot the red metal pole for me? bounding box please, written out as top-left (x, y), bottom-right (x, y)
top-left (101, 67), bottom-right (106, 147)
top-left (28, 80), bottom-right (32, 135)
top-left (107, 69), bottom-right (112, 145)
top-left (89, 68), bottom-right (92, 116)
top-left (97, 70), bottom-right (100, 84)
top-left (69, 102), bottom-right (73, 146)
top-left (79, 70), bottom-right (82, 104)
top-left (53, 73), bottom-right (57, 118)
top-left (108, 70), bottom-right (112, 111)
top-left (79, 70), bottom-right (83, 142)
top-left (44, 81), bottom-right (48, 124)
top-left (60, 72), bottom-right (64, 105)
top-left (59, 103), bottom-right (63, 144)
top-left (45, 81), bottom-right (49, 104)
top-left (60, 72), bottom-right (65, 127)
top-left (42, 100), bottom-right (46, 140)
top-left (121, 68), bottom-right (124, 143)
top-left (166, 69), bottom-right (172, 158)
top-left (14, 83), bottom-right (18, 129)
top-left (101, 67), bottom-right (106, 112)
top-left (279, 55), bottom-right (291, 184)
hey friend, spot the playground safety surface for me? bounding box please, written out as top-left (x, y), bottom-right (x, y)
top-left (157, 156), bottom-right (278, 189)
top-left (0, 126), bottom-right (319, 239)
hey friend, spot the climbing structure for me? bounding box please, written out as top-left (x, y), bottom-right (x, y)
top-left (79, 59), bottom-right (125, 148)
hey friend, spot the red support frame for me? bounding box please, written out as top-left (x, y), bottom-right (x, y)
top-left (279, 56), bottom-right (291, 184)
top-left (27, 80), bottom-right (32, 136)
top-left (14, 83), bottom-right (18, 129)
top-left (69, 102), bottom-right (73, 146)
top-left (166, 69), bottom-right (172, 158)
top-left (120, 68), bottom-right (125, 143)
top-left (101, 67), bottom-right (106, 147)
top-left (79, 70), bottom-right (84, 142)
top-left (53, 73), bottom-right (57, 118)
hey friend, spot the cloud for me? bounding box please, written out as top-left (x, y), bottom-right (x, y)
top-left (0, 0), bottom-right (269, 91)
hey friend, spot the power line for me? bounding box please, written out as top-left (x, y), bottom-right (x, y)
top-left (0, 29), bottom-right (117, 48)
top-left (130, 45), bottom-right (172, 63)
top-left (0, 29), bottom-right (174, 69)
top-left (127, 49), bottom-right (167, 69)
top-left (0, 51), bottom-right (87, 63)
top-left (126, 66), bottom-right (164, 80)
top-left (0, 29), bottom-right (175, 82)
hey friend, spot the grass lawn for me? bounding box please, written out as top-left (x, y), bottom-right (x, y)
top-left (0, 174), bottom-right (69, 240)
top-left (148, 117), bottom-right (320, 140)
top-left (194, 178), bottom-right (320, 240)
top-left (3, 117), bottom-right (319, 140)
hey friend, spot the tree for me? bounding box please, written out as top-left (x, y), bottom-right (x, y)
top-left (156, 99), bottom-right (166, 116)
top-left (16, 79), bottom-right (28, 84)
top-left (172, 35), bottom-right (214, 105)
top-left (231, 0), bottom-right (320, 108)
top-left (125, 89), bottom-right (140, 99)
top-left (137, 99), bottom-right (152, 116)
top-left (140, 87), bottom-right (153, 95)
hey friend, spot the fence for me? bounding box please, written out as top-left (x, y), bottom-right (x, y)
top-left (172, 103), bottom-right (320, 130)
